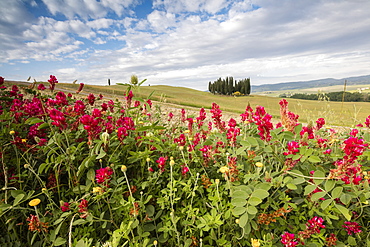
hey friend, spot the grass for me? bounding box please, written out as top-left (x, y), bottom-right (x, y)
top-left (5, 80), bottom-right (370, 127)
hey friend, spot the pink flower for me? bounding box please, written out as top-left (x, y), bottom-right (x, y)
top-left (343, 221), bottom-right (362, 235)
top-left (48, 75), bottom-right (58, 91)
top-left (306, 216), bottom-right (325, 233)
top-left (87, 93), bottom-right (96, 106)
top-left (0, 76), bottom-right (4, 85)
top-left (37, 84), bottom-right (46, 90)
top-left (95, 167), bottom-right (113, 185)
top-left (181, 165), bottom-right (189, 176)
top-left (156, 156), bottom-right (167, 172)
top-left (61, 202), bottom-right (70, 212)
top-left (284, 141), bottom-right (300, 155)
top-left (76, 83), bottom-right (84, 94)
top-left (281, 232), bottom-right (298, 247)
top-left (168, 112), bottom-right (174, 121)
top-left (316, 118), bottom-right (325, 129)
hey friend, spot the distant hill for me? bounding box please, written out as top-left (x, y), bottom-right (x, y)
top-left (251, 75), bottom-right (370, 92)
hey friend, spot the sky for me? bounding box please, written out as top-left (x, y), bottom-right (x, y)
top-left (1, 0), bottom-right (370, 91)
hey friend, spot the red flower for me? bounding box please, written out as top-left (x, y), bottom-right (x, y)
top-left (37, 83), bottom-right (46, 90)
top-left (343, 221), bottom-right (362, 235)
top-left (156, 156), bottom-right (168, 172)
top-left (61, 202), bottom-right (70, 212)
top-left (95, 167), bottom-right (113, 185)
top-left (78, 199), bottom-right (88, 218)
top-left (281, 232), bottom-right (298, 247)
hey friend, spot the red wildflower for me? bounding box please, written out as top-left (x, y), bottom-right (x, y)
top-left (325, 233), bottom-right (337, 246)
top-left (78, 199), bottom-right (88, 218)
top-left (281, 232), bottom-right (298, 247)
top-left (61, 202), bottom-right (70, 212)
top-left (27, 214), bottom-right (49, 233)
top-left (343, 221), bottom-right (362, 235)
top-left (95, 167), bottom-right (113, 185)
top-left (156, 156), bottom-right (167, 172)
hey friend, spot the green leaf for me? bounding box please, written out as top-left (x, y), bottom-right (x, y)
top-left (311, 192), bottom-right (326, 201)
top-left (238, 212), bottom-right (249, 228)
top-left (292, 177), bottom-right (306, 185)
top-left (251, 189), bottom-right (269, 200)
top-left (348, 235), bottom-right (356, 245)
top-left (255, 182), bottom-right (272, 191)
top-left (313, 170), bottom-right (325, 185)
top-left (13, 194), bottom-right (25, 206)
top-left (324, 180), bottom-right (335, 192)
top-left (308, 155), bottom-right (321, 163)
top-left (335, 204), bottom-right (351, 221)
top-left (304, 185), bottom-right (317, 195)
top-left (320, 199), bottom-right (333, 210)
top-left (146, 205), bottom-right (155, 217)
top-left (247, 205), bottom-right (258, 215)
top-left (25, 117), bottom-right (44, 125)
top-left (340, 193), bottom-right (352, 205)
top-left (86, 169), bottom-right (95, 182)
top-left (232, 190), bottom-right (249, 199)
top-left (287, 183), bottom-right (297, 190)
top-left (233, 207), bottom-right (246, 216)
top-left (231, 198), bottom-right (247, 207)
top-left (248, 197), bottom-right (263, 206)
top-left (72, 219), bottom-right (86, 226)
top-left (53, 237), bottom-right (66, 246)
top-left (331, 187), bottom-right (343, 198)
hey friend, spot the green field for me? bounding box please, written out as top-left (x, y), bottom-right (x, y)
top-left (256, 84), bottom-right (370, 97)
top-left (55, 82), bottom-right (369, 127)
top-left (5, 81), bottom-right (370, 127)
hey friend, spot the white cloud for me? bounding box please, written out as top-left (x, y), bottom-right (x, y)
top-left (2, 0), bottom-right (370, 90)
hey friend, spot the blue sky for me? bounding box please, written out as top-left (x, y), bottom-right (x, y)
top-left (1, 0), bottom-right (370, 90)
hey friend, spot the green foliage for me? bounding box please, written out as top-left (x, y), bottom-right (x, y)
top-left (1, 80), bottom-right (370, 246)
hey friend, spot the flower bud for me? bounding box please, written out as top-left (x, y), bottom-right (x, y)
top-left (101, 131), bottom-right (109, 144)
top-left (219, 166), bottom-right (229, 174)
top-left (255, 162), bottom-right (263, 168)
top-left (9, 130), bottom-right (15, 135)
top-left (121, 165), bottom-right (127, 172)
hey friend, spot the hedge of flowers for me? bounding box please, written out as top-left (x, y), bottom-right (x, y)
top-left (1, 75), bottom-right (370, 247)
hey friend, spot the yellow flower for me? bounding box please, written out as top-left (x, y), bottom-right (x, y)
top-left (170, 160), bottom-right (175, 166)
top-left (235, 219), bottom-right (240, 224)
top-left (121, 165), bottom-right (127, 172)
top-left (9, 130), bottom-right (15, 135)
top-left (153, 240), bottom-right (158, 246)
top-left (184, 130), bottom-right (190, 134)
top-left (251, 238), bottom-right (261, 247)
top-left (146, 158), bottom-right (151, 162)
top-left (41, 188), bottom-right (48, 193)
top-left (21, 139), bottom-right (27, 143)
top-left (93, 187), bottom-right (103, 194)
top-left (219, 166), bottom-right (229, 174)
top-left (255, 162), bottom-right (263, 168)
top-left (215, 179), bottom-right (220, 185)
top-left (29, 198), bottom-right (41, 206)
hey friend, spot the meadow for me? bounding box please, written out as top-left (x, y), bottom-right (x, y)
top-left (1, 76), bottom-right (370, 247)
top-left (56, 82), bottom-right (370, 127)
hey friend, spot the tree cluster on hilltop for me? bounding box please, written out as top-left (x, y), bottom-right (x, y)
top-left (290, 91), bottom-right (370, 102)
top-left (208, 76), bottom-right (251, 95)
